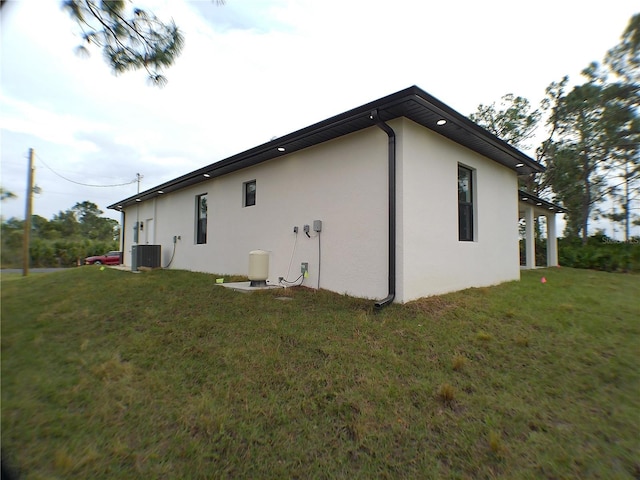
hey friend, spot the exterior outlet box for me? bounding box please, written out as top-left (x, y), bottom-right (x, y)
top-left (301, 262), bottom-right (308, 274)
top-left (313, 220), bottom-right (322, 232)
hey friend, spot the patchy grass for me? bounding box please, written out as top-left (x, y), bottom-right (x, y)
top-left (2, 267), bottom-right (639, 479)
top-left (451, 353), bottom-right (467, 371)
top-left (436, 383), bottom-right (457, 406)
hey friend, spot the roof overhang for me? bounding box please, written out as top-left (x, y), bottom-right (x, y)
top-left (109, 86), bottom-right (544, 211)
top-left (518, 190), bottom-right (566, 214)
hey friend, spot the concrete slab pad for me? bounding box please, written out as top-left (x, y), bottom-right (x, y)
top-left (218, 281), bottom-right (282, 293)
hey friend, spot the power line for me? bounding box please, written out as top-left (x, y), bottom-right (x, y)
top-left (34, 153), bottom-right (138, 188)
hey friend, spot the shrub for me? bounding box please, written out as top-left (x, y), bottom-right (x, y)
top-left (12, 238), bottom-right (120, 268)
top-left (519, 238), bottom-right (548, 267)
top-left (558, 236), bottom-right (639, 273)
top-left (30, 238), bottom-right (56, 268)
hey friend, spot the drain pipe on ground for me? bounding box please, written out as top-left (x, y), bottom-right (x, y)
top-left (370, 110), bottom-right (396, 310)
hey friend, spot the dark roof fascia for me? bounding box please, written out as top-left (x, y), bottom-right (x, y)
top-left (518, 190), bottom-right (566, 213)
top-left (108, 86), bottom-right (544, 210)
top-left (405, 90), bottom-right (544, 174)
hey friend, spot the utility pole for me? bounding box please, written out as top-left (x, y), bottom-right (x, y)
top-left (22, 148), bottom-right (35, 276)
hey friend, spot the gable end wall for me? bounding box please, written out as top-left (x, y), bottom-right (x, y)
top-left (398, 118), bottom-right (520, 302)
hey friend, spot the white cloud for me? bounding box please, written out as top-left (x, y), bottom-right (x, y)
top-left (0, 95), bottom-right (107, 152)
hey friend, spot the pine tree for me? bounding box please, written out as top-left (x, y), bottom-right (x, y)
top-left (62, 0), bottom-right (184, 86)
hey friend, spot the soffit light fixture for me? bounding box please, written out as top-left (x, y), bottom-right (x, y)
top-left (277, 147), bottom-right (286, 152)
top-left (515, 163), bottom-right (524, 167)
top-left (135, 198), bottom-right (141, 202)
top-left (436, 119), bottom-right (447, 126)
top-left (521, 197), bottom-right (528, 201)
top-left (203, 173), bottom-right (211, 178)
top-left (158, 190), bottom-right (164, 194)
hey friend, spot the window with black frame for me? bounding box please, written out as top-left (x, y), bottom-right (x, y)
top-left (458, 166), bottom-right (474, 241)
top-left (196, 193), bottom-right (207, 244)
top-left (244, 180), bottom-right (256, 207)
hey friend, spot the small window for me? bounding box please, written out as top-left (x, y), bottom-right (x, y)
top-left (196, 194), bottom-right (207, 244)
top-left (458, 166), bottom-right (474, 241)
top-left (244, 180), bottom-right (256, 207)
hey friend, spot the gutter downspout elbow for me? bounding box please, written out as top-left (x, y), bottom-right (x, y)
top-left (370, 110), bottom-right (396, 310)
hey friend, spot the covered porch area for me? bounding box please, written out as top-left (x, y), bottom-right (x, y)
top-left (518, 190), bottom-right (566, 269)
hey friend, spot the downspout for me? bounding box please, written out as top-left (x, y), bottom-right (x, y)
top-left (120, 211), bottom-right (125, 265)
top-left (370, 110), bottom-right (396, 309)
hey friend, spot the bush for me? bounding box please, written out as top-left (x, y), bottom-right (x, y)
top-left (30, 238), bottom-right (56, 268)
top-left (519, 238), bottom-right (551, 267)
top-left (558, 235), bottom-right (639, 273)
top-left (0, 239), bottom-right (120, 268)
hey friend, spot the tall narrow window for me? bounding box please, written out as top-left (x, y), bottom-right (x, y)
top-left (458, 166), bottom-right (474, 241)
top-left (196, 194), bottom-right (207, 244)
top-left (244, 180), bottom-right (256, 207)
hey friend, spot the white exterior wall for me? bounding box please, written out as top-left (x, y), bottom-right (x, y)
top-left (122, 127), bottom-right (391, 300)
top-left (121, 118), bottom-right (521, 302)
top-left (397, 118), bottom-right (520, 302)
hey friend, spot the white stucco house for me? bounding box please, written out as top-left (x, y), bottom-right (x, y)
top-left (108, 86), bottom-right (563, 306)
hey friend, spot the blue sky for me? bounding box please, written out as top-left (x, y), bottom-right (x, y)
top-left (0, 0), bottom-right (637, 237)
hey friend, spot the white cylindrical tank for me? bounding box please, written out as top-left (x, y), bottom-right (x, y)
top-left (248, 250), bottom-right (269, 287)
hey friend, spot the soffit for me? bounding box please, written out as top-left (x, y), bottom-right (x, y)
top-left (518, 190), bottom-right (567, 214)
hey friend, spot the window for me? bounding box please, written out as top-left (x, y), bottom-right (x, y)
top-left (196, 194), bottom-right (207, 244)
top-left (244, 180), bottom-right (256, 207)
top-left (458, 165), bottom-right (474, 241)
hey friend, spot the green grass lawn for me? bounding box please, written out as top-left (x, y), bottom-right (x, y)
top-left (2, 267), bottom-right (639, 479)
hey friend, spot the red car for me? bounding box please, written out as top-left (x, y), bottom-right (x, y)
top-left (85, 251), bottom-right (122, 266)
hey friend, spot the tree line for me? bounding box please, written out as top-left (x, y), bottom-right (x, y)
top-left (1, 201), bottom-right (119, 268)
top-left (470, 14), bottom-right (639, 245)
